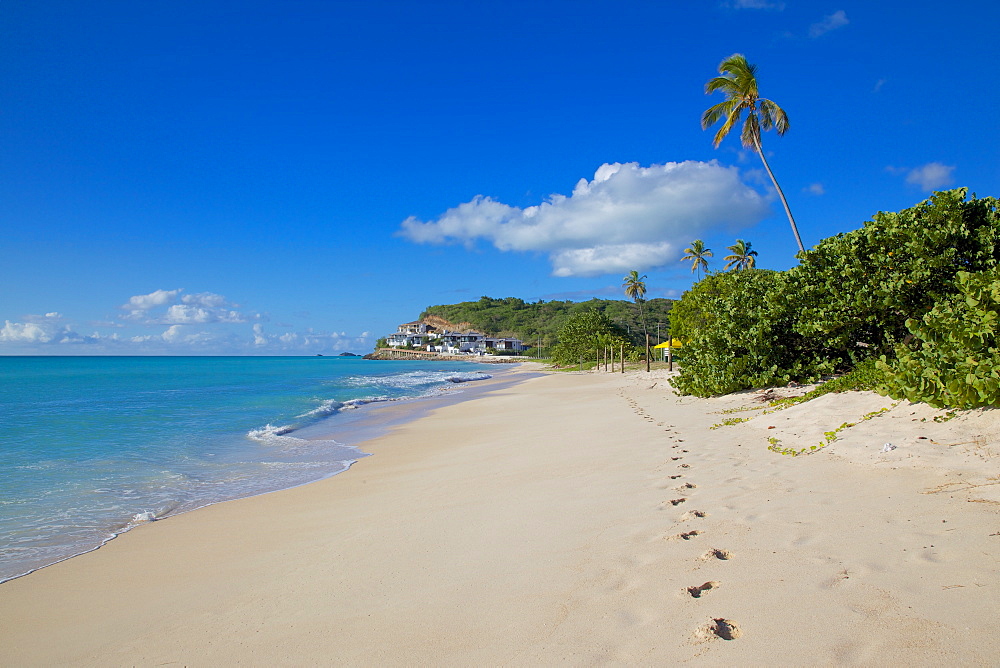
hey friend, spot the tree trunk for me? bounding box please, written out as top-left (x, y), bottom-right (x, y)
top-left (754, 137), bottom-right (804, 254)
top-left (645, 333), bottom-right (650, 373)
top-left (620, 342), bottom-right (625, 373)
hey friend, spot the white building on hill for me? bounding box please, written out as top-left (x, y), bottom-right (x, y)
top-left (384, 322), bottom-right (527, 355)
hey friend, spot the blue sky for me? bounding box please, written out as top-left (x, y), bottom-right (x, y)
top-left (2, 1), bottom-right (997, 354)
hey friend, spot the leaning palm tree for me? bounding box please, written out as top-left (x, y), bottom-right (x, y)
top-left (681, 239), bottom-right (713, 281)
top-left (702, 54), bottom-right (804, 253)
top-left (723, 239), bottom-right (758, 271)
top-left (622, 270), bottom-right (651, 372)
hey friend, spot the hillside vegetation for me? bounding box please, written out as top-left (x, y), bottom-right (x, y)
top-left (420, 296), bottom-right (674, 351)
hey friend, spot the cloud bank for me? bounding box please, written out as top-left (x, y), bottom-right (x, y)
top-left (399, 161), bottom-right (772, 277)
top-left (1, 289), bottom-right (372, 354)
top-left (122, 289), bottom-right (249, 324)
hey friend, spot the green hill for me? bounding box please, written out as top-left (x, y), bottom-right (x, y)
top-left (419, 296), bottom-right (674, 351)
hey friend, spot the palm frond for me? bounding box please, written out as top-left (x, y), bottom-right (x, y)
top-left (701, 99), bottom-right (735, 130)
top-left (704, 76), bottom-right (739, 96)
top-left (740, 113), bottom-right (761, 150)
top-left (713, 107), bottom-right (745, 147)
top-left (759, 98), bottom-right (789, 135)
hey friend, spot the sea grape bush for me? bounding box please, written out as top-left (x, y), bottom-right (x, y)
top-left (672, 189), bottom-right (1000, 401)
top-left (551, 309), bottom-right (632, 366)
top-left (671, 269), bottom-right (829, 396)
top-left (879, 269), bottom-right (1000, 408)
top-left (783, 189), bottom-right (1000, 362)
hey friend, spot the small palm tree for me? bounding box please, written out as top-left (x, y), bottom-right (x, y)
top-left (681, 240), bottom-right (713, 281)
top-left (723, 239), bottom-right (758, 271)
top-left (702, 53), bottom-right (804, 253)
top-left (622, 270), bottom-right (651, 372)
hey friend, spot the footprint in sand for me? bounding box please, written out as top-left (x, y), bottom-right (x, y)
top-left (671, 456), bottom-right (682, 461)
top-left (704, 618), bottom-right (742, 640)
top-left (701, 548), bottom-right (733, 561)
top-left (667, 497), bottom-right (687, 506)
top-left (667, 529), bottom-right (702, 540)
top-left (669, 474), bottom-right (683, 480)
top-left (679, 464), bottom-right (691, 468)
top-left (680, 510), bottom-right (708, 521)
top-left (678, 482), bottom-right (697, 490)
top-left (686, 581), bottom-right (719, 598)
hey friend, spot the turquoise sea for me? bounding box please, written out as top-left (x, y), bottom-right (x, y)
top-left (0, 356), bottom-right (500, 583)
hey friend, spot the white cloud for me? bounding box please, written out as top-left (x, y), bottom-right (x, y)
top-left (123, 289), bottom-right (182, 312)
top-left (121, 289), bottom-right (250, 325)
top-left (1, 320), bottom-right (53, 343)
top-left (873, 78), bottom-right (886, 93)
top-left (804, 182), bottom-right (825, 196)
top-left (161, 325), bottom-right (187, 343)
top-left (809, 10), bottom-right (849, 38)
top-left (398, 161), bottom-right (771, 277)
top-left (905, 162), bottom-right (956, 191)
top-left (163, 304), bottom-right (245, 324)
top-left (182, 292), bottom-right (228, 308)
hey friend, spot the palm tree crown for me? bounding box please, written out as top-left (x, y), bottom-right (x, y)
top-left (723, 239), bottom-right (758, 271)
top-left (622, 270), bottom-right (647, 303)
top-left (681, 239), bottom-right (712, 281)
top-left (701, 54), bottom-right (804, 253)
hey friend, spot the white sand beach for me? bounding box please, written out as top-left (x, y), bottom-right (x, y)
top-left (1, 365), bottom-right (998, 665)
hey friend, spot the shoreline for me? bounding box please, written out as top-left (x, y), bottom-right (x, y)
top-left (1, 367), bottom-right (997, 664)
top-left (0, 359), bottom-right (524, 586)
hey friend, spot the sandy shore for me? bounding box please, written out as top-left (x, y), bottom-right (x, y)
top-left (2, 365), bottom-right (998, 665)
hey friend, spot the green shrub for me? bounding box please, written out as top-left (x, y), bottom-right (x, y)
top-left (671, 189), bottom-right (1000, 398)
top-left (879, 269), bottom-right (1000, 408)
top-left (671, 269), bottom-right (829, 396)
top-left (551, 309), bottom-right (632, 366)
top-left (784, 189), bottom-right (1000, 362)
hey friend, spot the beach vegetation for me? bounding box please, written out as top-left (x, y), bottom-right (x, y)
top-left (766, 406), bottom-right (892, 456)
top-left (672, 189), bottom-right (1000, 399)
top-left (878, 267), bottom-right (1000, 408)
top-left (550, 309), bottom-right (633, 366)
top-left (669, 268), bottom-right (820, 396)
top-left (702, 53), bottom-right (803, 253)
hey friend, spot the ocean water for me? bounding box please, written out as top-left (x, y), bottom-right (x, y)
top-left (0, 356), bottom-right (499, 583)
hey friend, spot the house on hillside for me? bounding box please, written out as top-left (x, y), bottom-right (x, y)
top-left (386, 321), bottom-right (437, 348)
top-left (397, 321), bottom-right (436, 335)
top-left (431, 331), bottom-right (485, 354)
top-left (483, 337), bottom-right (527, 353)
top-left (383, 321), bottom-right (527, 355)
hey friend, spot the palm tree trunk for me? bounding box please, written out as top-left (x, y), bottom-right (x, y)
top-left (754, 138), bottom-right (804, 254)
top-left (638, 300), bottom-right (650, 372)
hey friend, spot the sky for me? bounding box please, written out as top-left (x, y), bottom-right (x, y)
top-left (2, 0), bottom-right (998, 355)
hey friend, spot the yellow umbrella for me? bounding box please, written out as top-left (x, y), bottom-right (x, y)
top-left (652, 338), bottom-right (683, 349)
